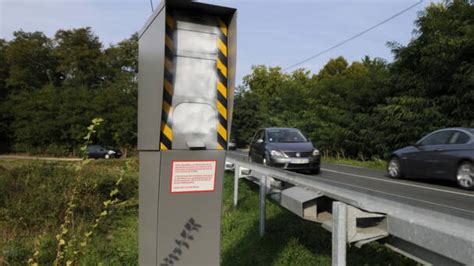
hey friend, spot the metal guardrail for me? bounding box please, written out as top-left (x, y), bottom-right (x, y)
top-left (225, 154), bottom-right (473, 266)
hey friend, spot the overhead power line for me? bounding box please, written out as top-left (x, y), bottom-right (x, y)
top-left (150, 0), bottom-right (154, 12)
top-left (283, 0), bottom-right (424, 71)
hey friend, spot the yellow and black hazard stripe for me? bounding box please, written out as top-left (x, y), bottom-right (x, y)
top-left (160, 14), bottom-right (174, 151)
top-left (216, 18), bottom-right (228, 150)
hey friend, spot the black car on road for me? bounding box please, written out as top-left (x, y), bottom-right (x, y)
top-left (228, 139), bottom-right (237, 150)
top-left (249, 128), bottom-right (321, 174)
top-left (388, 128), bottom-right (474, 189)
top-left (86, 145), bottom-right (122, 159)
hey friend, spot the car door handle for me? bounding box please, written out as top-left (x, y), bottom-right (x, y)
top-left (434, 148), bottom-right (443, 152)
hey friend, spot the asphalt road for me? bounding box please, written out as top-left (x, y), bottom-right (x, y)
top-left (226, 150), bottom-right (474, 220)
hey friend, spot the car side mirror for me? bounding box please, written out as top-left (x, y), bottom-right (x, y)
top-left (257, 138), bottom-right (264, 144)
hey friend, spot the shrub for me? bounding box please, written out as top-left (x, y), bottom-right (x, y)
top-left (0, 159), bottom-right (138, 264)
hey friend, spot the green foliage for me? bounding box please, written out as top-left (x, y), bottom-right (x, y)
top-left (79, 209), bottom-right (138, 265)
top-left (0, 160), bottom-right (414, 265)
top-left (0, 30), bottom-right (138, 156)
top-left (0, 159), bottom-right (138, 264)
top-left (4, 31), bottom-right (55, 91)
top-left (0, 39), bottom-right (11, 152)
top-left (0, 160), bottom-right (137, 232)
top-left (54, 27), bottom-right (103, 88)
top-left (233, 1), bottom-right (474, 158)
top-left (0, 0), bottom-right (472, 160)
top-left (317, 56), bottom-right (348, 79)
top-left (369, 96), bottom-right (446, 157)
top-left (220, 172), bottom-right (415, 266)
top-left (232, 88), bottom-right (265, 146)
top-left (0, 162), bottom-right (75, 230)
top-left (389, 0), bottom-right (474, 127)
top-left (0, 39), bottom-right (9, 97)
top-left (322, 156), bottom-right (386, 170)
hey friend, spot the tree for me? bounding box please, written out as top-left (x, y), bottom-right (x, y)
top-left (94, 84), bottom-right (137, 156)
top-left (0, 0), bottom-right (471, 159)
top-left (1, 29), bottom-right (139, 155)
top-left (5, 31), bottom-right (56, 91)
top-left (54, 85), bottom-right (96, 154)
top-left (389, 0), bottom-right (474, 127)
top-left (317, 56), bottom-right (348, 80)
top-left (0, 39), bottom-right (11, 151)
top-left (54, 27), bottom-right (103, 88)
top-left (102, 33), bottom-right (138, 85)
top-left (232, 89), bottom-right (265, 146)
top-left (95, 34), bottom-right (138, 156)
top-left (370, 96), bottom-right (446, 157)
top-left (0, 39), bottom-right (9, 98)
top-left (8, 84), bottom-right (61, 150)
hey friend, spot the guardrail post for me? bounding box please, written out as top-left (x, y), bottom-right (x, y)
top-left (233, 165), bottom-right (240, 207)
top-left (259, 175), bottom-right (267, 238)
top-left (332, 201), bottom-right (347, 266)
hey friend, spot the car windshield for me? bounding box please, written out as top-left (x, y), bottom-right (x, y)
top-left (87, 145), bottom-right (100, 150)
top-left (267, 129), bottom-right (307, 143)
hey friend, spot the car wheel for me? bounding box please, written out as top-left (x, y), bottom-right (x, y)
top-left (309, 168), bottom-right (320, 175)
top-left (104, 154), bottom-right (110, 159)
top-left (456, 162), bottom-right (473, 190)
top-left (388, 157), bottom-right (402, 179)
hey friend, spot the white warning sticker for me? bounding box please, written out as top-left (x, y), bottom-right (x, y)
top-left (170, 160), bottom-right (217, 193)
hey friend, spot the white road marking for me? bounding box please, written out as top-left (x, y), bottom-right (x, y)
top-left (228, 151), bottom-right (474, 198)
top-left (321, 168), bottom-right (474, 198)
top-left (227, 155), bottom-right (474, 213)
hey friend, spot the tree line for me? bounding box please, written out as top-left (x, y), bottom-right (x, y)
top-left (232, 0), bottom-right (473, 159)
top-left (0, 28), bottom-right (137, 156)
top-left (0, 0), bottom-right (472, 159)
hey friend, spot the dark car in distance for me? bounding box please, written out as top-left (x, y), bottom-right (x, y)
top-left (388, 128), bottom-right (474, 190)
top-left (249, 128), bottom-right (321, 174)
top-left (228, 139), bottom-right (237, 150)
top-left (86, 145), bottom-right (122, 159)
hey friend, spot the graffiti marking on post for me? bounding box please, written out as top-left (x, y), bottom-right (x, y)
top-left (161, 217), bottom-right (202, 266)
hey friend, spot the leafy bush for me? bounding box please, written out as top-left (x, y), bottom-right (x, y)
top-left (232, 1), bottom-right (474, 159)
top-left (44, 144), bottom-right (71, 157)
top-left (10, 143), bottom-right (71, 157)
top-left (0, 159), bottom-right (138, 264)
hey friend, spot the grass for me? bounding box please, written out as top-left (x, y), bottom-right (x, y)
top-left (323, 156), bottom-right (387, 170)
top-left (221, 174), bottom-right (415, 266)
top-left (0, 158), bottom-right (139, 265)
top-left (0, 158), bottom-right (415, 265)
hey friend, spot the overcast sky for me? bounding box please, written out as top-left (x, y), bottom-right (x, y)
top-left (1, 0), bottom-right (438, 85)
